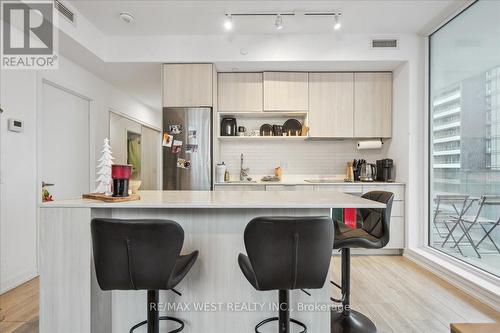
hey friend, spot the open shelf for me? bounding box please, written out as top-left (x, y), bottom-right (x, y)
top-left (217, 135), bottom-right (308, 141)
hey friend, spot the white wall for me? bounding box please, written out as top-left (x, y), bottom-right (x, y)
top-left (220, 140), bottom-right (392, 177)
top-left (0, 55), bottom-right (161, 292)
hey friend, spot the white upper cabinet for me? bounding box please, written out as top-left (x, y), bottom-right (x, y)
top-left (353, 72), bottom-right (392, 138)
top-left (309, 73), bottom-right (354, 138)
top-left (218, 73), bottom-right (263, 112)
top-left (263, 72), bottom-right (309, 111)
top-left (162, 64), bottom-right (213, 107)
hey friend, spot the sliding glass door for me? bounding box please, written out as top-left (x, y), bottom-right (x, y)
top-left (429, 0), bottom-right (500, 277)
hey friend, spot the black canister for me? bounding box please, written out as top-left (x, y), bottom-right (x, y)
top-left (112, 179), bottom-right (129, 197)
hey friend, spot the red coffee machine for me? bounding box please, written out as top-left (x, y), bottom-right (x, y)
top-left (111, 164), bottom-right (132, 197)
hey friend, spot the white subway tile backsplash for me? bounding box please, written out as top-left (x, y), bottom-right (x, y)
top-left (219, 139), bottom-right (394, 177)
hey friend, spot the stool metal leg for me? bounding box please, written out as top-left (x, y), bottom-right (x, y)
top-left (148, 290), bottom-right (160, 333)
top-left (130, 290), bottom-right (185, 333)
top-left (331, 248), bottom-right (377, 333)
top-left (279, 290), bottom-right (290, 333)
top-left (341, 248), bottom-right (350, 316)
top-left (255, 290), bottom-right (307, 333)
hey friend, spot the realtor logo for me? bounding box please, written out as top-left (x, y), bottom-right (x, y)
top-left (1, 0), bottom-right (58, 69)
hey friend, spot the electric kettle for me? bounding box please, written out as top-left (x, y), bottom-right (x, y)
top-left (360, 162), bottom-right (376, 182)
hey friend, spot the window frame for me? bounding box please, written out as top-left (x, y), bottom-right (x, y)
top-left (426, 0), bottom-right (500, 276)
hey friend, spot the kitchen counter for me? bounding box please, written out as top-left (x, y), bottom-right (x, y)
top-left (41, 190), bottom-right (386, 209)
top-left (39, 190), bottom-right (385, 333)
top-left (214, 175), bottom-right (405, 186)
top-left (215, 180), bottom-right (406, 185)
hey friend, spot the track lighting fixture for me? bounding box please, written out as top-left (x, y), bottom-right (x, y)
top-left (224, 14), bottom-right (233, 31)
top-left (333, 13), bottom-right (342, 30)
top-left (222, 11), bottom-right (342, 32)
top-left (275, 14), bottom-right (284, 30)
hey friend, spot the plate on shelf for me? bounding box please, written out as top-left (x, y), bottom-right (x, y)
top-left (259, 124), bottom-right (273, 136)
top-left (282, 119), bottom-right (302, 136)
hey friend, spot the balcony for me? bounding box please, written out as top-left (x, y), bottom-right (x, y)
top-left (433, 121), bottom-right (461, 132)
top-left (432, 91), bottom-right (461, 107)
top-left (433, 149), bottom-right (461, 156)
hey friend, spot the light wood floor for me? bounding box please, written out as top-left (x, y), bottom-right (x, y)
top-left (0, 257), bottom-right (498, 333)
top-left (330, 256), bottom-right (500, 333)
top-left (0, 278), bottom-right (38, 333)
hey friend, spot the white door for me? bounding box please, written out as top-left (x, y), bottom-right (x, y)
top-left (41, 82), bottom-right (90, 200)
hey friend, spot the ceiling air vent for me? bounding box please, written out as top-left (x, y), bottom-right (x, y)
top-left (371, 38), bottom-right (399, 49)
top-left (54, 0), bottom-right (75, 24)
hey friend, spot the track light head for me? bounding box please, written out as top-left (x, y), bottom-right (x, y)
top-left (275, 14), bottom-right (284, 30)
top-left (333, 13), bottom-right (342, 31)
top-left (224, 14), bottom-right (233, 31)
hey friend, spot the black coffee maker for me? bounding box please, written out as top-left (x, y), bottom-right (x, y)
top-left (376, 159), bottom-right (394, 182)
top-left (221, 117), bottom-right (237, 136)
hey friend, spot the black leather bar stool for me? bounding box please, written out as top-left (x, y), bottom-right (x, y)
top-left (238, 216), bottom-right (334, 333)
top-left (330, 191), bottom-right (394, 333)
top-left (91, 218), bottom-right (199, 333)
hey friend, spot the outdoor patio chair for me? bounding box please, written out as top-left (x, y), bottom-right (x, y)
top-left (452, 195), bottom-right (500, 256)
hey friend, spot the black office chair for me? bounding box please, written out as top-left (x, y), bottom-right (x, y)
top-left (330, 191), bottom-right (394, 333)
top-left (238, 216), bottom-right (334, 333)
top-left (91, 218), bottom-right (199, 333)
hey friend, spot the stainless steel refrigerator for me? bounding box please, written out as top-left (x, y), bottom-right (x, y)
top-left (163, 107), bottom-right (212, 190)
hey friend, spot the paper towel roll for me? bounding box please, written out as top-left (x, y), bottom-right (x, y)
top-left (357, 140), bottom-right (382, 150)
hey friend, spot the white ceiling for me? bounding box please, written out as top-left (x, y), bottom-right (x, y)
top-left (59, 0), bottom-right (470, 110)
top-left (59, 31), bottom-right (162, 110)
top-left (68, 0), bottom-right (467, 36)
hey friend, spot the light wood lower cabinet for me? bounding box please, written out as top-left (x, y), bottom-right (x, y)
top-left (386, 217), bottom-right (404, 248)
top-left (313, 185), bottom-right (363, 195)
top-left (309, 73), bottom-right (354, 138)
top-left (213, 183), bottom-right (405, 249)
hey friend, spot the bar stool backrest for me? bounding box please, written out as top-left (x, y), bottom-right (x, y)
top-left (243, 216), bottom-right (333, 291)
top-left (359, 191), bottom-right (394, 247)
top-left (91, 218), bottom-right (184, 291)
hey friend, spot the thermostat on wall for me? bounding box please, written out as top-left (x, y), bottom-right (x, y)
top-left (8, 119), bottom-right (24, 133)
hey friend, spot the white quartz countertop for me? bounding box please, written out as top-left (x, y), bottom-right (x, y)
top-left (213, 175), bottom-right (405, 186)
top-left (215, 180), bottom-right (405, 186)
top-left (40, 190), bottom-right (386, 209)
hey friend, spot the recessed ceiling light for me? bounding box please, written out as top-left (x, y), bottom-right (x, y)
top-left (333, 13), bottom-right (342, 31)
top-left (224, 14), bottom-right (233, 31)
top-left (275, 14), bottom-right (284, 30)
top-left (119, 12), bottom-right (135, 24)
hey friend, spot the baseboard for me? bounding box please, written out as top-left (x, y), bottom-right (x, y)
top-left (404, 248), bottom-right (500, 312)
top-left (0, 270), bottom-right (38, 294)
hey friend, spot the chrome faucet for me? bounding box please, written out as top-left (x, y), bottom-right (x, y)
top-left (240, 153), bottom-right (249, 181)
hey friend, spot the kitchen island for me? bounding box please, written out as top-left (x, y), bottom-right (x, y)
top-left (39, 190), bottom-right (385, 333)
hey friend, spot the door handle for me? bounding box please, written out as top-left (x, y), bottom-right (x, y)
top-left (42, 181), bottom-right (55, 187)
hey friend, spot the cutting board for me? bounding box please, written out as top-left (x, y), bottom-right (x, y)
top-left (82, 193), bottom-right (140, 202)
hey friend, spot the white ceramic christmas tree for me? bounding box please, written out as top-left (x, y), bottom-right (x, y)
top-left (94, 138), bottom-right (114, 195)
